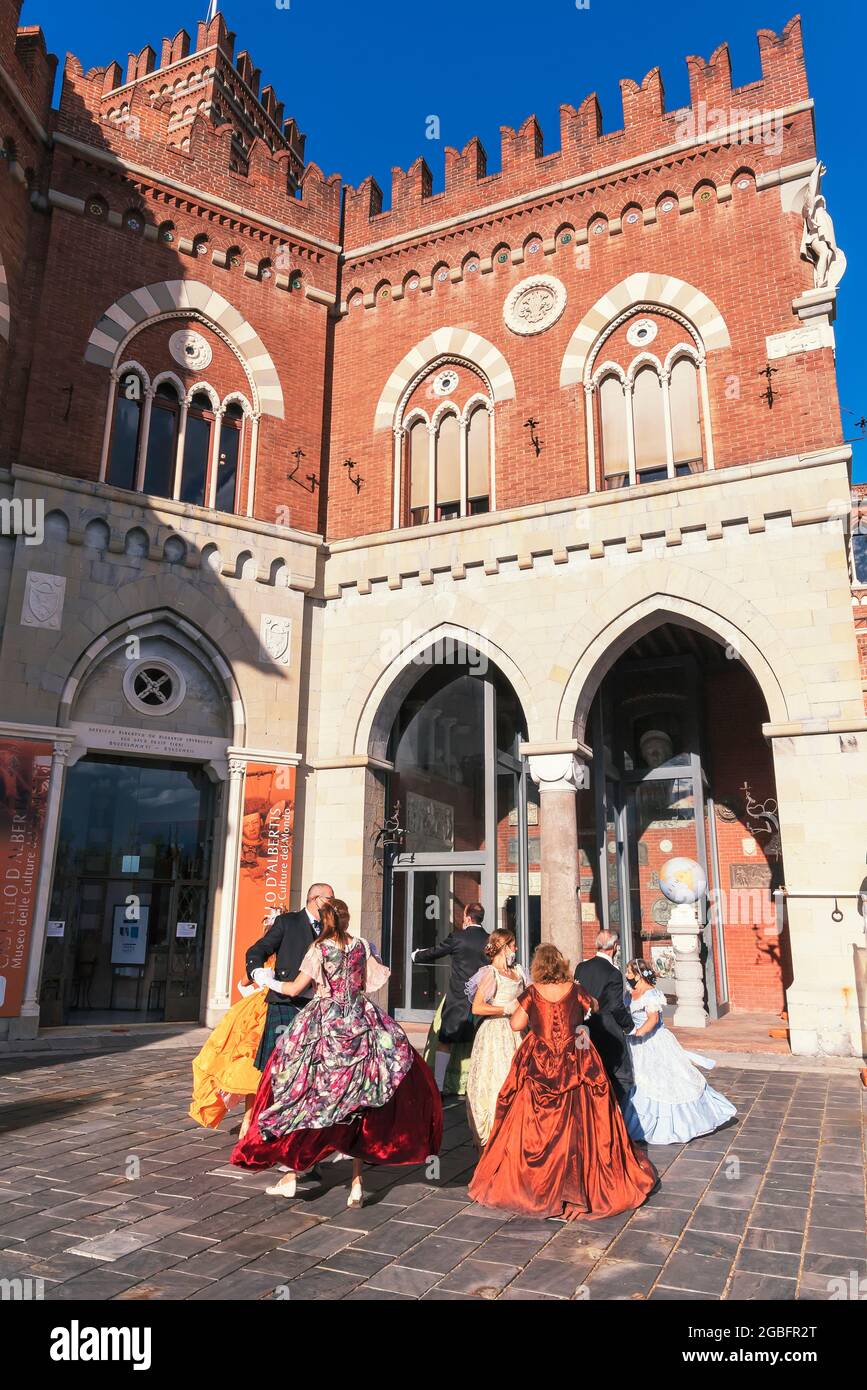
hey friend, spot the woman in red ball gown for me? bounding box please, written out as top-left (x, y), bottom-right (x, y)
top-left (469, 943), bottom-right (657, 1221)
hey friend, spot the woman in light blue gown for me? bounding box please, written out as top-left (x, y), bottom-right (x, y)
top-left (621, 959), bottom-right (736, 1146)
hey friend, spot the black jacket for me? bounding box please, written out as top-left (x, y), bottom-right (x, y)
top-left (246, 909), bottom-right (319, 1008)
top-left (574, 954), bottom-right (634, 1096)
top-left (414, 926), bottom-right (489, 1045)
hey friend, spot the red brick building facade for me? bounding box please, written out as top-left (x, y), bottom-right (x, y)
top-left (1, 4), bottom-right (864, 1055)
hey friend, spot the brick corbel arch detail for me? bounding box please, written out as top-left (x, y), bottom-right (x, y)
top-left (559, 272), bottom-right (731, 388)
top-left (84, 280), bottom-right (284, 420)
top-left (374, 328), bottom-right (516, 431)
top-left (554, 567), bottom-right (798, 744)
top-left (0, 252), bottom-right (9, 343)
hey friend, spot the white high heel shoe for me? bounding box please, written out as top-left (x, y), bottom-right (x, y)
top-left (266, 1171), bottom-right (297, 1199)
top-left (347, 1176), bottom-right (364, 1209)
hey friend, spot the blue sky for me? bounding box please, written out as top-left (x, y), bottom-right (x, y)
top-left (21, 0), bottom-right (865, 479)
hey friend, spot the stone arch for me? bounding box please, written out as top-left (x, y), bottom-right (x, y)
top-left (374, 328), bottom-right (516, 431)
top-left (0, 246), bottom-right (9, 342)
top-left (554, 571), bottom-right (798, 744)
top-left (58, 607), bottom-right (246, 744)
top-left (559, 272), bottom-right (731, 388)
top-left (84, 279), bottom-right (284, 419)
top-left (344, 615), bottom-right (540, 761)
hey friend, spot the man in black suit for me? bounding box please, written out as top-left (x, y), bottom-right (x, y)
top-left (412, 902), bottom-right (489, 1091)
top-left (575, 929), bottom-right (635, 1104)
top-left (246, 882), bottom-right (334, 1074)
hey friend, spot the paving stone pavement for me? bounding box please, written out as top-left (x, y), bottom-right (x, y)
top-left (0, 1048), bottom-right (864, 1302)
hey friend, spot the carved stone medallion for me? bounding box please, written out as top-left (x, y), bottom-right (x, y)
top-left (169, 328), bottom-right (213, 371)
top-left (503, 274), bottom-right (567, 336)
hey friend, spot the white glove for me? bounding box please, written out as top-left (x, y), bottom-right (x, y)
top-left (411, 950), bottom-right (419, 962)
top-left (252, 968), bottom-right (275, 988)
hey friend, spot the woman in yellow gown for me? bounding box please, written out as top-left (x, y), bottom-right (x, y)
top-left (189, 981), bottom-right (269, 1133)
top-left (190, 908), bottom-right (280, 1134)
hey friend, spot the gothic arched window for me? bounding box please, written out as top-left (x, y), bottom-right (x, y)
top-left (143, 381), bottom-right (180, 498)
top-left (180, 390), bottom-right (213, 507)
top-left (107, 371), bottom-right (144, 491)
top-left (590, 327), bottom-right (709, 490)
top-left (397, 363), bottom-right (493, 527)
top-left (215, 402), bottom-right (244, 513)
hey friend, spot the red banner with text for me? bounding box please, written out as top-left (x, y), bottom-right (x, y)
top-left (230, 763), bottom-right (296, 1002)
top-left (0, 741), bottom-right (52, 1017)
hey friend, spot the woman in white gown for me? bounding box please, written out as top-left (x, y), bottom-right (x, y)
top-left (465, 930), bottom-right (528, 1148)
top-left (622, 959), bottom-right (736, 1146)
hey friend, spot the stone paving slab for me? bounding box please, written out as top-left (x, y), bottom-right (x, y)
top-left (0, 1047), bottom-right (864, 1301)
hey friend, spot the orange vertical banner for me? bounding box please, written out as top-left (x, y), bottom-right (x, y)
top-left (230, 763), bottom-right (296, 1002)
top-left (0, 741), bottom-right (52, 1017)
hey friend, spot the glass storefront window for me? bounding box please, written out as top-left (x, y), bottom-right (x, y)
top-left (44, 757), bottom-right (214, 1025)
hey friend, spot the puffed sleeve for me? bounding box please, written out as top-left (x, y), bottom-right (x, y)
top-left (299, 942), bottom-right (326, 992)
top-left (646, 988), bottom-right (667, 1012)
top-left (363, 939), bottom-right (391, 994)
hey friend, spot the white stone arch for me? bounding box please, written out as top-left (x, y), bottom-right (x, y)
top-left (221, 389), bottom-right (254, 417)
top-left (58, 607), bottom-right (246, 744)
top-left (625, 350), bottom-right (664, 386)
top-left (462, 392), bottom-right (494, 425)
top-left (591, 359), bottom-right (627, 388)
top-left (186, 380), bottom-right (221, 410)
top-left (151, 369), bottom-right (185, 399)
top-left (430, 398), bottom-right (461, 430)
top-left (345, 618), bottom-right (540, 761)
top-left (375, 327), bottom-right (516, 431)
top-left (664, 341), bottom-right (702, 373)
top-left (403, 405), bottom-right (431, 430)
top-left (116, 358), bottom-right (151, 392)
top-left (85, 279), bottom-right (284, 419)
top-left (554, 573), bottom-right (798, 746)
top-left (560, 273), bottom-right (731, 388)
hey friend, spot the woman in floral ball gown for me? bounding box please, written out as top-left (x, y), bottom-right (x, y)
top-left (232, 899), bottom-right (442, 1208)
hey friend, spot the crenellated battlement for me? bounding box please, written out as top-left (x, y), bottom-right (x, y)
top-left (55, 47), bottom-right (341, 242)
top-left (57, 9), bottom-right (313, 192)
top-left (344, 15), bottom-right (808, 248)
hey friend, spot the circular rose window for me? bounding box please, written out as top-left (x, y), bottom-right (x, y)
top-left (433, 369), bottom-right (459, 397)
top-left (626, 317), bottom-right (658, 348)
top-left (123, 660), bottom-right (187, 717)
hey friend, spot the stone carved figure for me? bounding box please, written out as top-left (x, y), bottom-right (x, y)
top-left (800, 163), bottom-right (846, 291)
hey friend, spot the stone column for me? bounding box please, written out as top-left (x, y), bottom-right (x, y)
top-left (206, 756), bottom-right (246, 1022)
top-left (18, 739), bottom-right (72, 1039)
top-left (668, 903), bottom-right (708, 1028)
top-left (528, 752), bottom-right (586, 965)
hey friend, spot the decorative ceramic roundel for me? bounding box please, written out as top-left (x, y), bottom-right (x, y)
top-left (123, 659), bottom-right (187, 717)
top-left (503, 274), bottom-right (567, 337)
top-left (659, 857), bottom-right (707, 905)
top-left (626, 317), bottom-right (658, 348)
top-left (169, 328), bottom-right (213, 371)
top-left (433, 369), bottom-right (459, 397)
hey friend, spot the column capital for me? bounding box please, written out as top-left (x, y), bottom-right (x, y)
top-left (528, 751), bottom-right (589, 792)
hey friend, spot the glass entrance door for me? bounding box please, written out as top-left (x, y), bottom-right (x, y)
top-left (596, 758), bottom-right (730, 1020)
top-left (389, 866), bottom-right (483, 1020)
